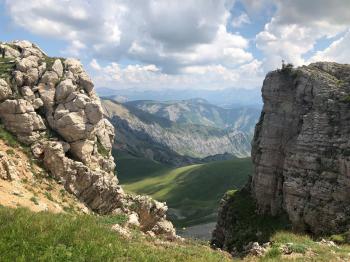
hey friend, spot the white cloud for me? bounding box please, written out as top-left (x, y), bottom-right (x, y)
top-left (5, 0), bottom-right (253, 74)
top-left (89, 59), bottom-right (102, 71)
top-left (88, 58), bottom-right (263, 90)
top-left (232, 12), bottom-right (251, 27)
top-left (10, 0), bottom-right (350, 92)
top-left (62, 39), bottom-right (86, 57)
top-left (255, 0), bottom-right (350, 71)
top-left (309, 30), bottom-right (350, 63)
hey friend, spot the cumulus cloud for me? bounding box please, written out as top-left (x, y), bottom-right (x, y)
top-left (5, 0), bottom-right (253, 72)
top-left (232, 13), bottom-right (251, 28)
top-left (88, 58), bottom-right (264, 90)
top-left (255, 0), bottom-right (350, 70)
top-left (310, 30), bottom-right (350, 63)
top-left (7, 0), bottom-right (350, 91)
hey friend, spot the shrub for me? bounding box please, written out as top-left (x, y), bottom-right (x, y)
top-left (213, 188), bottom-right (291, 252)
top-left (6, 148), bottom-right (15, 156)
top-left (281, 63), bottom-right (294, 74)
top-left (342, 95), bottom-right (350, 103)
top-left (30, 196), bottom-right (39, 205)
top-left (44, 192), bottom-right (54, 201)
top-left (97, 140), bottom-right (109, 157)
top-left (262, 245), bottom-right (282, 260)
top-left (0, 125), bottom-right (19, 148)
top-left (288, 243), bottom-right (307, 254)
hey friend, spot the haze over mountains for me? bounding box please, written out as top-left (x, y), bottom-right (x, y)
top-left (102, 97), bottom-right (260, 165)
top-left (97, 87), bottom-right (262, 108)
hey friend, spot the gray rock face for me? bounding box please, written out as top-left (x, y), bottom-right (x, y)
top-left (0, 99), bottom-right (46, 144)
top-left (251, 62), bottom-right (350, 235)
top-left (0, 40), bottom-right (177, 240)
top-left (211, 63), bottom-right (350, 253)
top-left (0, 79), bottom-right (12, 101)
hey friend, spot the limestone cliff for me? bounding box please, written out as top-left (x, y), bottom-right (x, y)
top-left (212, 62), bottom-right (350, 250)
top-left (0, 40), bottom-right (177, 240)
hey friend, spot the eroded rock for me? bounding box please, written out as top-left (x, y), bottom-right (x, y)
top-left (0, 40), bottom-right (178, 241)
top-left (213, 62), bottom-right (350, 254)
top-left (0, 79), bottom-right (12, 102)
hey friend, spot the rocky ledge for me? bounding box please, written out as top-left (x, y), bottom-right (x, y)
top-left (212, 62), bottom-right (350, 251)
top-left (0, 40), bottom-right (177, 240)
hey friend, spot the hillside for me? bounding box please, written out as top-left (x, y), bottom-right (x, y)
top-left (102, 99), bottom-right (252, 163)
top-left (0, 206), bottom-right (231, 261)
top-left (127, 98), bottom-right (260, 134)
top-left (119, 158), bottom-right (252, 229)
top-left (0, 126), bottom-right (87, 214)
top-left (4, 205), bottom-right (350, 262)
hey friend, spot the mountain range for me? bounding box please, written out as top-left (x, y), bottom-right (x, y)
top-left (97, 87), bottom-right (262, 108)
top-left (101, 98), bottom-right (260, 165)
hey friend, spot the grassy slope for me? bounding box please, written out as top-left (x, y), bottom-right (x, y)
top-left (116, 153), bottom-right (170, 183)
top-left (0, 206), bottom-right (230, 262)
top-left (118, 157), bottom-right (252, 227)
top-left (256, 231), bottom-right (350, 262)
top-left (212, 189), bottom-right (350, 261)
top-left (2, 206), bottom-right (349, 262)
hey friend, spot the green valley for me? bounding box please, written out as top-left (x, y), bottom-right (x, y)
top-left (117, 157), bottom-right (252, 228)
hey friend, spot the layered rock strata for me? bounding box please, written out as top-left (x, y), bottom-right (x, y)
top-left (212, 62), bottom-right (350, 251)
top-left (251, 62), bottom-right (350, 234)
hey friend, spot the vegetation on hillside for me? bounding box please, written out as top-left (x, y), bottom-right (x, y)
top-left (0, 206), bottom-right (231, 261)
top-left (212, 188), bottom-right (291, 251)
top-left (118, 157), bottom-right (252, 227)
top-left (211, 188), bottom-right (350, 261)
top-left (0, 57), bottom-right (15, 80)
top-left (253, 231), bottom-right (350, 261)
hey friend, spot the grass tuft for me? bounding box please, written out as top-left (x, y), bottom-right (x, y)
top-left (0, 124), bottom-right (19, 148)
top-left (30, 196), bottom-right (39, 205)
top-left (97, 140), bottom-right (110, 157)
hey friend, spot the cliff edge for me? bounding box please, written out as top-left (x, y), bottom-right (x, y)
top-left (212, 62), bottom-right (350, 251)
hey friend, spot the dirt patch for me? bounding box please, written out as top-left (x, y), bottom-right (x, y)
top-left (0, 139), bottom-right (88, 214)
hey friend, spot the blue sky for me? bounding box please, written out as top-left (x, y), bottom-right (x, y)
top-left (1, 0), bottom-right (350, 91)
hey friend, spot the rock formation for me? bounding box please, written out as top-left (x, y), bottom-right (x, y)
top-left (212, 62), bottom-right (350, 251)
top-left (0, 40), bottom-right (177, 240)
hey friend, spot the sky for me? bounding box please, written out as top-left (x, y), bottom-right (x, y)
top-left (1, 0), bottom-right (350, 92)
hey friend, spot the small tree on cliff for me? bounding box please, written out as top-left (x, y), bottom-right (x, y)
top-left (281, 60), bottom-right (294, 73)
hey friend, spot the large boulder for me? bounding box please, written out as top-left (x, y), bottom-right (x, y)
top-left (0, 79), bottom-right (12, 102)
top-left (0, 99), bottom-right (46, 144)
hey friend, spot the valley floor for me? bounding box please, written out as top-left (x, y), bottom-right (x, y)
top-left (117, 156), bottom-right (252, 229)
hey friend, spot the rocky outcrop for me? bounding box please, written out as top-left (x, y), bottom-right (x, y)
top-left (0, 40), bottom-right (177, 240)
top-left (251, 62), bottom-right (350, 235)
top-left (213, 62), bottom-right (350, 252)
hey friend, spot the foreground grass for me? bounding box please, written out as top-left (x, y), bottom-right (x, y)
top-left (213, 188), bottom-right (291, 252)
top-left (213, 189), bottom-right (350, 261)
top-left (0, 206), bottom-right (231, 262)
top-left (119, 158), bottom-right (252, 227)
top-left (252, 231), bottom-right (350, 261)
